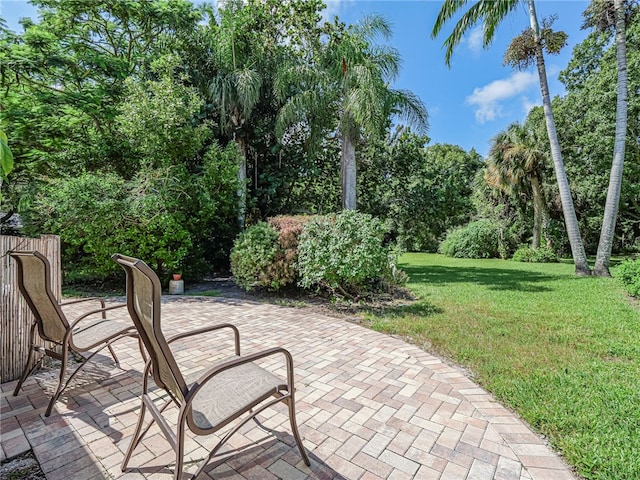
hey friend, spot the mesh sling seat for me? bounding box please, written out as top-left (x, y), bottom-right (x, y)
top-left (9, 250), bottom-right (138, 417)
top-left (112, 254), bottom-right (310, 480)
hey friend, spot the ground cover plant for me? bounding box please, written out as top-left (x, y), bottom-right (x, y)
top-left (365, 253), bottom-right (640, 480)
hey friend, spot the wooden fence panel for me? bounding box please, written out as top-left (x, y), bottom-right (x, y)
top-left (1, 235), bottom-right (61, 383)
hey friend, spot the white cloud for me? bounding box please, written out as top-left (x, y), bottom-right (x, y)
top-left (466, 71), bottom-right (538, 124)
top-left (521, 96), bottom-right (541, 115)
top-left (466, 26), bottom-right (484, 55)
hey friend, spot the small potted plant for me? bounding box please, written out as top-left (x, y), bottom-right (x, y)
top-left (172, 273), bottom-right (182, 281)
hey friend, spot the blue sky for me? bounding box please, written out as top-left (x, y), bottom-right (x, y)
top-left (1, 0), bottom-right (590, 157)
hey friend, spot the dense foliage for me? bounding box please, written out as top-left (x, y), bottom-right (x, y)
top-left (297, 211), bottom-right (403, 296)
top-left (360, 133), bottom-right (482, 252)
top-left (231, 211), bottom-right (403, 296)
top-left (615, 258), bottom-right (640, 297)
top-left (438, 219), bottom-right (517, 259)
top-left (230, 215), bottom-right (311, 291)
top-left (24, 143), bottom-right (238, 281)
top-left (230, 222), bottom-right (283, 290)
top-left (1, 0), bottom-right (638, 281)
top-left (512, 245), bottom-right (558, 263)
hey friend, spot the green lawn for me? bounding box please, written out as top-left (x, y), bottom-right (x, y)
top-left (365, 253), bottom-right (640, 480)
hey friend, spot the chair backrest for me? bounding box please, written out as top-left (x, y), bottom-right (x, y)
top-left (9, 251), bottom-right (69, 344)
top-left (112, 254), bottom-right (188, 402)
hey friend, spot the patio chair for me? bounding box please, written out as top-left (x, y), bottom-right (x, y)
top-left (112, 253), bottom-right (310, 480)
top-left (9, 250), bottom-right (138, 417)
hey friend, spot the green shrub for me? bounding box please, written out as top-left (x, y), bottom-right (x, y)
top-left (615, 258), bottom-right (640, 297)
top-left (438, 219), bottom-right (515, 259)
top-left (230, 222), bottom-right (284, 291)
top-left (25, 170), bottom-right (192, 280)
top-left (266, 215), bottom-right (312, 287)
top-left (24, 143), bottom-right (240, 283)
top-left (297, 211), bottom-right (403, 296)
top-left (512, 245), bottom-right (558, 263)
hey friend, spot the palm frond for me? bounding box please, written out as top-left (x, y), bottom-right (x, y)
top-left (389, 89), bottom-right (429, 135)
top-left (234, 68), bottom-right (261, 118)
top-left (432, 0), bottom-right (470, 38)
top-left (368, 45), bottom-right (401, 81)
top-left (354, 14), bottom-right (393, 42)
top-left (433, 0), bottom-right (520, 66)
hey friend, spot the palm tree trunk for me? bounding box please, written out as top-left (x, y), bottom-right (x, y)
top-left (528, 0), bottom-right (591, 275)
top-left (341, 132), bottom-right (357, 210)
top-left (530, 175), bottom-right (544, 249)
top-left (236, 136), bottom-right (247, 228)
top-left (594, 0), bottom-right (628, 277)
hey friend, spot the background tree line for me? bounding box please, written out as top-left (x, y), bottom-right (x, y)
top-left (479, 6), bottom-right (639, 261)
top-left (0, 0), bottom-right (637, 283)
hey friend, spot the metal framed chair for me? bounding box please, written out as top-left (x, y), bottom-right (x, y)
top-left (112, 253), bottom-right (310, 480)
top-left (9, 250), bottom-right (138, 417)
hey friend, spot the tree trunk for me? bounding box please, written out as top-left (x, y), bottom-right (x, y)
top-left (236, 136), bottom-right (247, 228)
top-left (530, 175), bottom-right (544, 249)
top-left (341, 132), bottom-right (357, 210)
top-left (594, 0), bottom-right (628, 277)
top-left (528, 0), bottom-right (591, 276)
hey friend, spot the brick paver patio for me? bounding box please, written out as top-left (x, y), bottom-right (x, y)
top-left (1, 296), bottom-right (577, 479)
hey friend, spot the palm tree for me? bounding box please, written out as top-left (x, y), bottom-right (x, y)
top-left (207, 1), bottom-right (263, 228)
top-left (276, 15), bottom-right (429, 210)
top-left (487, 122), bottom-right (548, 248)
top-left (586, 0), bottom-right (632, 276)
top-left (432, 0), bottom-right (592, 275)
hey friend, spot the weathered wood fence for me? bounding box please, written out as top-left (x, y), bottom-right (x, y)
top-left (1, 235), bottom-right (61, 383)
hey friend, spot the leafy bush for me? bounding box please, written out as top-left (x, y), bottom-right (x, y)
top-left (183, 142), bottom-right (241, 275)
top-left (25, 170), bottom-right (192, 279)
top-left (297, 211), bottom-right (403, 296)
top-left (438, 219), bottom-right (515, 259)
top-left (266, 215), bottom-right (312, 287)
top-left (24, 142), bottom-right (239, 282)
top-left (615, 258), bottom-right (640, 297)
top-left (230, 222), bottom-right (284, 290)
top-left (512, 245), bottom-right (558, 263)
top-left (230, 216), bottom-right (313, 291)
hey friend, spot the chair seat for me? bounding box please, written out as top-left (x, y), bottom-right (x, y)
top-left (186, 357), bottom-right (283, 430)
top-left (72, 319), bottom-right (134, 351)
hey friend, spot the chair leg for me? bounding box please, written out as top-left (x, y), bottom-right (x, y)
top-left (174, 418), bottom-right (186, 480)
top-left (122, 398), bottom-right (148, 471)
top-left (287, 397), bottom-right (310, 466)
top-left (107, 343), bottom-right (121, 368)
top-left (13, 324), bottom-right (39, 397)
top-left (45, 344), bottom-right (70, 417)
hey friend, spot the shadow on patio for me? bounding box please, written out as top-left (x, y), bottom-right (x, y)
top-left (1, 296), bottom-right (576, 479)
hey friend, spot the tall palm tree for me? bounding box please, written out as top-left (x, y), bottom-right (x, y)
top-left (586, 0), bottom-right (632, 276)
top-left (487, 122), bottom-right (548, 248)
top-left (207, 1), bottom-right (263, 228)
top-left (276, 15), bottom-right (429, 210)
top-left (432, 0), bottom-right (592, 275)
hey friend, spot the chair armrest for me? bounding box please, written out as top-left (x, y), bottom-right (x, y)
top-left (167, 323), bottom-right (240, 356)
top-left (184, 347), bottom-right (295, 406)
top-left (67, 304), bottom-right (129, 330)
top-left (60, 297), bottom-right (107, 317)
